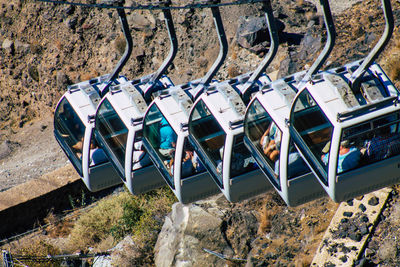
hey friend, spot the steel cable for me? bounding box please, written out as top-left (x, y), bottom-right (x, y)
top-left (35, 0), bottom-right (268, 10)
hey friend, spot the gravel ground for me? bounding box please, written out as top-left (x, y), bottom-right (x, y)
top-left (0, 114), bottom-right (68, 192)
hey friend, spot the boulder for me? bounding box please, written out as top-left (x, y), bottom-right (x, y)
top-left (128, 13), bottom-right (154, 31)
top-left (14, 40), bottom-right (30, 54)
top-left (2, 39), bottom-right (14, 55)
top-left (56, 71), bottom-right (70, 90)
top-left (154, 196), bottom-right (231, 267)
top-left (297, 29), bottom-right (322, 61)
top-left (93, 236), bottom-right (143, 267)
top-left (0, 141), bottom-right (11, 160)
top-left (64, 17), bottom-right (77, 30)
top-left (236, 16), bottom-right (285, 54)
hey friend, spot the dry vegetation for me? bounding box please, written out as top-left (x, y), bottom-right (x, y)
top-left (1, 187), bottom-right (176, 266)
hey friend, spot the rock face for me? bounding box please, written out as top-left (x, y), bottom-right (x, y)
top-left (154, 196), bottom-right (230, 267)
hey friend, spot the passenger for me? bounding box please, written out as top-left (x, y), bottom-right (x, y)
top-left (171, 143), bottom-right (197, 177)
top-left (159, 118), bottom-right (177, 158)
top-left (321, 140), bottom-right (361, 173)
top-left (181, 149), bottom-right (195, 177)
top-left (90, 139), bottom-right (108, 165)
top-left (260, 122), bottom-right (281, 162)
top-left (216, 146), bottom-right (224, 173)
top-left (365, 127), bottom-right (400, 161)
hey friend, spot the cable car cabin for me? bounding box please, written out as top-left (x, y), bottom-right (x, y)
top-left (189, 81), bottom-right (274, 202)
top-left (94, 76), bottom-right (174, 195)
top-left (288, 60), bottom-right (400, 202)
top-left (54, 76), bottom-right (127, 191)
top-left (243, 71), bottom-right (326, 206)
top-left (142, 81), bottom-right (221, 204)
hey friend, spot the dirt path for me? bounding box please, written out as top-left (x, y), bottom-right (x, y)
top-left (0, 114), bottom-right (68, 192)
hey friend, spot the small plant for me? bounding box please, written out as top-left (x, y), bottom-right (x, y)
top-left (68, 194), bottom-right (75, 209)
top-left (258, 204), bottom-right (273, 234)
top-left (114, 34), bottom-right (126, 55)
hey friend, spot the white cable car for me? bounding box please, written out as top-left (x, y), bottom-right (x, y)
top-left (188, 0), bottom-right (280, 202)
top-left (94, 4), bottom-right (178, 195)
top-left (243, 0), bottom-right (335, 206)
top-left (54, 2), bottom-right (132, 192)
top-left (288, 0), bottom-right (398, 202)
top-left (142, 3), bottom-right (228, 203)
top-left (244, 72), bottom-right (323, 206)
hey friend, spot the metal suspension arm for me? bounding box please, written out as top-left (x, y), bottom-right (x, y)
top-left (194, 0), bottom-right (228, 98)
top-left (101, 0), bottom-right (133, 96)
top-left (301, 0), bottom-right (336, 84)
top-left (243, 0), bottom-right (279, 92)
top-left (143, 0), bottom-right (178, 96)
top-left (349, 0), bottom-right (394, 92)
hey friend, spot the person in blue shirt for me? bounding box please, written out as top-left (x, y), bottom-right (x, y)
top-left (321, 140), bottom-right (361, 173)
top-left (159, 118), bottom-right (177, 158)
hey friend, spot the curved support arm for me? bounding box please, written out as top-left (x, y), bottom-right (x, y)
top-left (243, 0), bottom-right (279, 92)
top-left (301, 0), bottom-right (336, 85)
top-left (349, 0), bottom-right (394, 92)
top-left (101, 1), bottom-right (133, 96)
top-left (143, 3), bottom-right (178, 97)
top-left (193, 1), bottom-right (228, 98)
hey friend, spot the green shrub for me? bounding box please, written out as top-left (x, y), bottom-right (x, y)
top-left (68, 187), bottom-right (176, 251)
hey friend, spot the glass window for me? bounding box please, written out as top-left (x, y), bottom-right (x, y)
top-left (54, 98), bottom-right (85, 175)
top-left (286, 139), bottom-right (311, 179)
top-left (131, 130), bottom-right (152, 171)
top-left (89, 132), bottom-right (108, 167)
top-left (292, 89), bottom-right (333, 184)
top-left (244, 99), bottom-right (281, 185)
top-left (230, 134), bottom-right (258, 178)
top-left (189, 100), bottom-right (226, 186)
top-left (338, 112), bottom-right (400, 174)
top-left (143, 104), bottom-right (177, 187)
top-left (95, 99), bottom-right (128, 177)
